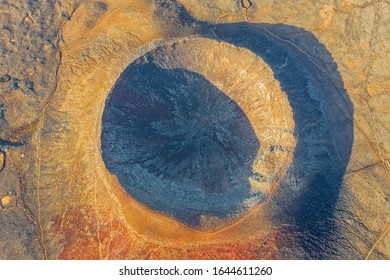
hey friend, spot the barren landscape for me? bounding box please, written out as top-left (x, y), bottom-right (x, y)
top-left (0, 0), bottom-right (389, 259)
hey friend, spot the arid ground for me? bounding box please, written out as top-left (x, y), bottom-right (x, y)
top-left (0, 0), bottom-right (389, 259)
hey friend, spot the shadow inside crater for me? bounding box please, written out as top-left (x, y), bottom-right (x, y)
top-left (101, 63), bottom-right (262, 227)
top-left (201, 22), bottom-right (354, 258)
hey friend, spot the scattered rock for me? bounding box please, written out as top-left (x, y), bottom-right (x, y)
top-left (0, 104), bottom-right (4, 118)
top-left (0, 151), bottom-right (5, 172)
top-left (0, 191), bottom-right (16, 209)
top-left (0, 74), bottom-right (11, 83)
top-left (241, 0), bottom-right (252, 9)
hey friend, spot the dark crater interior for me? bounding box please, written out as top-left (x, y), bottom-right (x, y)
top-left (101, 59), bottom-right (262, 227)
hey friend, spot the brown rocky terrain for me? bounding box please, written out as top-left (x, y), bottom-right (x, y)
top-left (0, 0), bottom-right (389, 259)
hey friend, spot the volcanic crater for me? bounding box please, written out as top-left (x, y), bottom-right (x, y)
top-left (101, 38), bottom-right (295, 229)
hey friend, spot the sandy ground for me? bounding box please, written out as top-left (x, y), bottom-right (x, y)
top-left (0, 0), bottom-right (389, 259)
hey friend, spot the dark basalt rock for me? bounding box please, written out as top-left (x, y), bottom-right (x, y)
top-left (0, 74), bottom-right (11, 83)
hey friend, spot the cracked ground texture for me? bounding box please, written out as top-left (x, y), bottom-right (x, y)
top-left (0, 0), bottom-right (389, 259)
